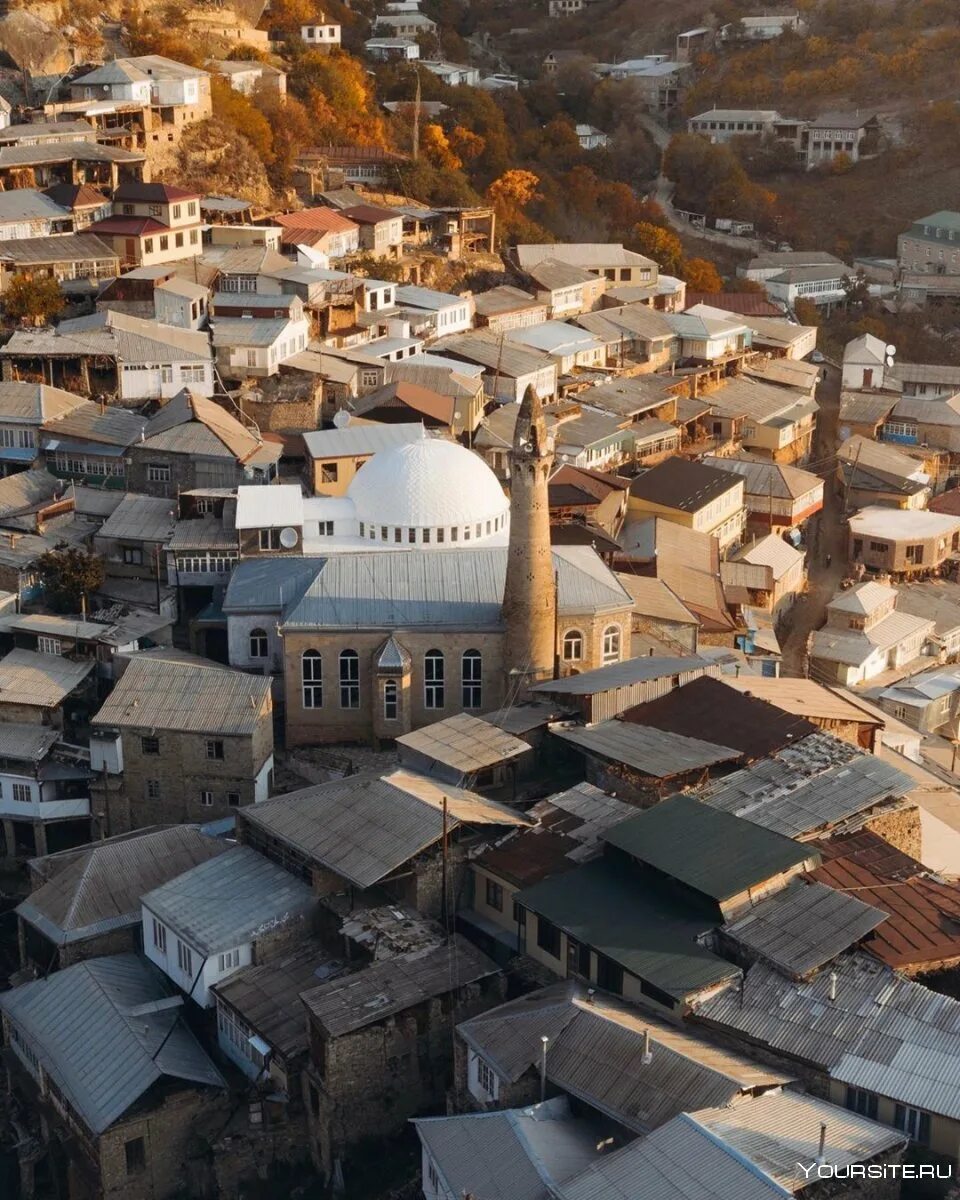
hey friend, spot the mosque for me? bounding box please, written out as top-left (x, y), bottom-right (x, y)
top-left (226, 392), bottom-right (634, 746)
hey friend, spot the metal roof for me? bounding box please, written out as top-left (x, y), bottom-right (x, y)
top-left (718, 676), bottom-right (882, 726)
top-left (697, 733), bottom-right (915, 838)
top-left (234, 483), bottom-right (302, 530)
top-left (17, 825), bottom-right (228, 946)
top-left (0, 231), bottom-right (118, 265)
top-left (0, 188), bottom-right (71, 221)
top-left (240, 769), bottom-right (528, 888)
top-left (222, 556), bottom-right (325, 613)
top-left (0, 721), bottom-right (58, 762)
top-left (42, 400), bottom-right (146, 447)
top-left (553, 720), bottom-right (739, 779)
top-left (92, 655), bottom-right (270, 735)
top-left (435, 331), bottom-right (558, 377)
top-left (702, 454), bottom-right (822, 502)
top-left (695, 951), bottom-right (960, 1122)
top-left (695, 1090), bottom-right (906, 1191)
top-left (414, 1097), bottom-right (601, 1200)
top-left (0, 648), bottom-right (94, 708)
top-left (459, 980), bottom-right (789, 1129)
top-left (0, 381), bottom-right (86, 424)
top-left (280, 546), bottom-right (630, 631)
top-left (736, 533), bottom-right (804, 581)
top-left (629, 457), bottom-right (742, 513)
top-left (533, 655), bottom-right (714, 696)
top-left (94, 492), bottom-right (177, 543)
top-left (0, 954), bottom-right (223, 1135)
top-left (302, 935), bottom-right (498, 1036)
top-left (563, 1114), bottom-right (792, 1200)
top-left (605, 794), bottom-right (815, 902)
top-left (142, 846), bottom-right (315, 956)
top-left (516, 858), bottom-right (741, 1000)
top-left (723, 877), bottom-right (887, 978)
top-left (396, 712), bottom-right (531, 772)
top-left (301, 421), bottom-right (424, 458)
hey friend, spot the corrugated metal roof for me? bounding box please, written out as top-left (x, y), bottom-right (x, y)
top-left (811, 609), bottom-right (933, 667)
top-left (397, 712), bottom-right (531, 771)
top-left (736, 533), bottom-right (804, 580)
top-left (554, 720), bottom-right (739, 778)
top-left (562, 1114), bottom-right (792, 1200)
top-left (0, 230), bottom-right (119, 263)
top-left (222, 556), bottom-right (325, 613)
top-left (302, 935), bottom-right (498, 1036)
top-left (695, 951), bottom-right (960, 1122)
top-left (0, 648), bottom-right (94, 707)
top-left (301, 422), bottom-right (424, 459)
top-left (42, 400), bottom-right (146, 447)
top-left (92, 655), bottom-right (270, 735)
top-left (533, 655), bottom-right (714, 696)
top-left (0, 381), bottom-right (86, 423)
top-left (703, 454), bottom-right (822, 502)
top-left (435, 331), bottom-right (558, 377)
top-left (839, 392), bottom-right (898, 424)
top-left (695, 1090), bottom-right (905, 1190)
top-left (0, 721), bottom-right (58, 761)
top-left (241, 769), bottom-right (526, 888)
top-left (94, 492), bottom-right (178, 543)
top-left (143, 846), bottom-right (315, 956)
top-left (718, 676), bottom-right (882, 726)
top-left (0, 954), bottom-right (223, 1134)
top-left (17, 825), bottom-right (228, 946)
top-left (459, 980), bottom-right (790, 1131)
top-left (723, 877), bottom-right (887, 977)
top-left (698, 736), bottom-right (915, 838)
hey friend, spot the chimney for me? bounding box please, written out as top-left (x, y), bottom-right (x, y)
top-left (641, 1029), bottom-right (652, 1066)
top-left (816, 1122), bottom-right (827, 1166)
top-left (586, 988), bottom-right (595, 1005)
top-left (829, 971), bottom-right (838, 1002)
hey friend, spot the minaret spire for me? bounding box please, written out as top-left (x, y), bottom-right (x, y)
top-left (501, 386), bottom-right (556, 698)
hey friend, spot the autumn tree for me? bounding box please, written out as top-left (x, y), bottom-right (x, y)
top-left (37, 546), bottom-right (105, 613)
top-left (4, 276), bottom-right (65, 326)
top-left (486, 169), bottom-right (540, 211)
top-left (629, 222), bottom-right (683, 275)
top-left (211, 77), bottom-right (273, 165)
top-left (682, 258), bottom-right (723, 293)
top-left (289, 52), bottom-right (387, 146)
top-left (422, 124), bottom-right (462, 171)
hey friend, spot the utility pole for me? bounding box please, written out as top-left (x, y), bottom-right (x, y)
top-left (440, 794), bottom-right (448, 929)
top-left (412, 67), bottom-right (421, 163)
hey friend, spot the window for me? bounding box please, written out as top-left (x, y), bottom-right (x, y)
top-left (906, 543), bottom-right (924, 565)
top-left (152, 918), bottom-right (166, 953)
top-left (141, 736), bottom-right (160, 755)
top-left (462, 649), bottom-right (482, 709)
top-left (596, 953), bottom-right (624, 995)
top-left (846, 1087), bottom-right (878, 1120)
top-left (146, 779), bottom-right (161, 800)
top-left (144, 237), bottom-right (154, 253)
top-left (177, 940), bottom-right (193, 975)
top-left (321, 461), bottom-right (338, 483)
top-left (159, 235), bottom-right (168, 251)
top-left (424, 649), bottom-right (444, 708)
top-left (181, 364), bottom-right (205, 384)
top-left (200, 790), bottom-right (213, 806)
top-left (249, 628), bottom-right (268, 658)
top-left (476, 1057), bottom-right (497, 1096)
top-left (175, 231), bottom-right (184, 248)
top-left (562, 630), bottom-right (583, 662)
top-left (12, 783), bottom-right (30, 804)
top-left (894, 1104), bottom-right (931, 1145)
top-left (189, 229), bottom-right (198, 245)
top-left (147, 463), bottom-right (171, 482)
top-left (869, 540), bottom-right (888, 554)
top-left (485, 878), bottom-right (503, 911)
top-left (124, 1138), bottom-right (146, 1177)
top-left (383, 680), bottom-right (398, 720)
top-left (37, 635), bottom-right (61, 655)
top-left (246, 350), bottom-right (258, 368)
top-left (339, 649), bottom-right (360, 708)
top-left (602, 625), bottom-right (621, 664)
top-left (227, 791), bottom-right (240, 807)
top-left (259, 528), bottom-right (281, 551)
top-left (427, 1160), bottom-right (440, 1191)
top-left (122, 546), bottom-right (143, 566)
top-left (206, 739), bottom-right (225, 760)
top-left (536, 915), bottom-right (561, 959)
top-left (218, 948), bottom-right (240, 973)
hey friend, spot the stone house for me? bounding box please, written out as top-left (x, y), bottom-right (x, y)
top-left (849, 506), bottom-right (960, 578)
top-left (0, 720), bottom-right (93, 862)
top-left (0, 954), bottom-right (225, 1200)
top-left (628, 457), bottom-right (746, 554)
top-left (897, 210), bottom-right (960, 276)
top-left (88, 181), bottom-right (203, 268)
top-left (142, 845), bottom-right (316, 1008)
top-left (721, 533), bottom-right (806, 614)
top-left (93, 493), bottom-right (178, 583)
top-left (301, 936), bottom-right (501, 1178)
top-left (302, 421), bottom-right (424, 497)
top-left (702, 455), bottom-right (824, 535)
top-left (16, 824), bottom-right (229, 972)
top-left (89, 653), bottom-right (274, 829)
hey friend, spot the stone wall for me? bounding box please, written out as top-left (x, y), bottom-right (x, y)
top-left (863, 803), bottom-right (922, 862)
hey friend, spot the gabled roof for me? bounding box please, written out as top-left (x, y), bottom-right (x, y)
top-left (553, 719), bottom-right (739, 779)
top-left (0, 381), bottom-right (86, 424)
top-left (42, 399), bottom-right (146, 447)
top-left (17, 825), bottom-right (229, 946)
top-left (629, 456), bottom-right (742, 512)
top-left (239, 769), bottom-right (529, 889)
top-left (95, 493), bottom-right (177, 543)
top-left (143, 846), bottom-right (315, 956)
top-left (396, 712), bottom-right (530, 772)
top-left (92, 654), bottom-right (270, 735)
top-left (274, 206), bottom-right (358, 235)
top-left (0, 648), bottom-right (94, 708)
top-left (142, 390), bottom-right (262, 463)
top-left (702, 454), bottom-right (823, 501)
top-left (0, 954), bottom-right (223, 1135)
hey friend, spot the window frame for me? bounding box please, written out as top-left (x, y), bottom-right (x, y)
top-left (339, 648), bottom-right (360, 709)
top-left (462, 649), bottom-right (482, 709)
top-left (424, 649), bottom-right (445, 709)
top-left (302, 650), bottom-right (323, 708)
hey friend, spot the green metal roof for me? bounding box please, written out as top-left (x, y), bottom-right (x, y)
top-left (515, 858), bottom-right (740, 1001)
top-left (603, 795), bottom-right (816, 903)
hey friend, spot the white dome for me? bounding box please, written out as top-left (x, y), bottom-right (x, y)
top-left (347, 436), bottom-right (510, 547)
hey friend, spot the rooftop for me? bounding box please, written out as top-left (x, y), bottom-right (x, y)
top-left (532, 654), bottom-right (716, 697)
top-left (553, 719), bottom-right (739, 779)
top-left (629, 456), bottom-right (742, 513)
top-left (0, 648), bottom-right (94, 708)
top-left (95, 493), bottom-right (177, 543)
top-left (92, 655), bottom-right (270, 736)
top-left (396, 712), bottom-right (531, 772)
top-left (142, 846), bottom-right (315, 956)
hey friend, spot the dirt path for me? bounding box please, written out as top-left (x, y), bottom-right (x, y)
top-left (779, 362), bottom-right (848, 677)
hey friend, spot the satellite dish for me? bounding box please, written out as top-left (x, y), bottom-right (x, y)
top-left (886, 344), bottom-right (897, 356)
top-left (279, 527), bottom-right (299, 549)
top-left (885, 356), bottom-right (895, 368)
top-left (839, 426), bottom-right (851, 442)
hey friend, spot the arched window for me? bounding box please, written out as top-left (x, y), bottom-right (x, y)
top-left (462, 649), bottom-right (482, 709)
top-left (249, 627), bottom-right (268, 659)
top-left (563, 630), bottom-right (584, 662)
top-left (383, 680), bottom-right (398, 721)
top-left (602, 624), bottom-right (621, 665)
top-left (339, 649), bottom-right (360, 709)
top-left (302, 651), bottom-right (322, 708)
top-left (424, 649), bottom-right (444, 709)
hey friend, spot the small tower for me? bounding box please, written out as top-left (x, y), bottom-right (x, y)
top-left (502, 385), bottom-right (556, 697)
